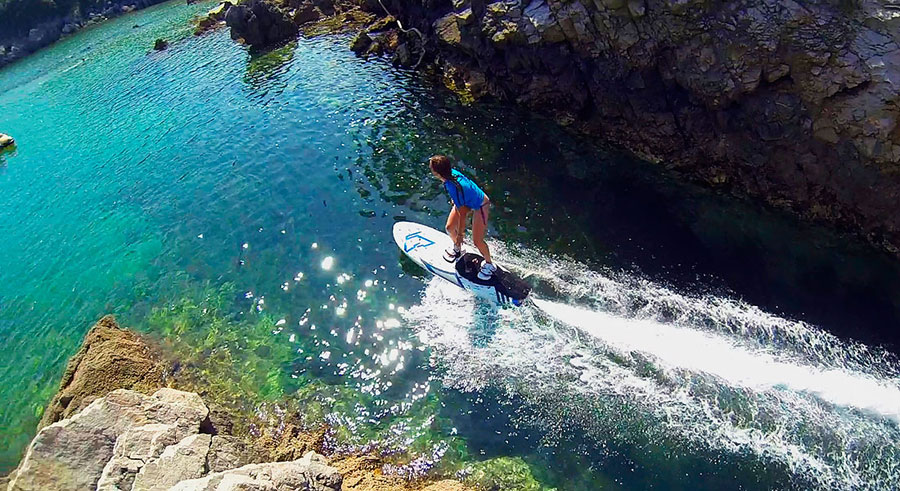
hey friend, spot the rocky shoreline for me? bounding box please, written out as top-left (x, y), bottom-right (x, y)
top-left (217, 0), bottom-right (900, 255)
top-left (0, 0), bottom-right (172, 69)
top-left (3, 316), bottom-right (466, 491)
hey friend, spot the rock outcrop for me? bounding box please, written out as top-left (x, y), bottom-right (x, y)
top-left (369, 0), bottom-right (900, 254)
top-left (224, 0), bottom-right (299, 48)
top-left (6, 388), bottom-right (340, 491)
top-left (38, 315), bottom-right (166, 429)
top-left (222, 0), bottom-right (379, 47)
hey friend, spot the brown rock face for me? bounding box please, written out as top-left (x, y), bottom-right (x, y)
top-left (38, 315), bottom-right (167, 429)
top-left (378, 0), bottom-right (900, 254)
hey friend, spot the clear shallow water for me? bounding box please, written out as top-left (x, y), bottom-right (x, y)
top-left (2, 1), bottom-right (900, 488)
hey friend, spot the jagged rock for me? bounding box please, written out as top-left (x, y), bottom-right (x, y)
top-left (97, 423), bottom-right (181, 490)
top-left (391, 42), bottom-right (412, 66)
top-left (133, 433), bottom-right (212, 490)
top-left (292, 4), bottom-right (322, 25)
top-left (208, 1), bottom-right (232, 20)
top-left (224, 0), bottom-right (299, 48)
top-left (6, 318), bottom-right (469, 491)
top-left (194, 2), bottom-right (233, 35)
top-left (38, 315), bottom-right (166, 428)
top-left (8, 389), bottom-right (209, 490)
top-left (350, 31), bottom-right (372, 54)
top-left (207, 435), bottom-right (261, 473)
top-left (170, 451), bottom-right (342, 491)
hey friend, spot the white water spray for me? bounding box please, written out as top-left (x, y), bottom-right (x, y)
top-left (402, 244), bottom-right (900, 490)
top-left (532, 298), bottom-right (900, 422)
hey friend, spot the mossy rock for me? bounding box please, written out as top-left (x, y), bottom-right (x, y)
top-left (465, 456), bottom-right (546, 491)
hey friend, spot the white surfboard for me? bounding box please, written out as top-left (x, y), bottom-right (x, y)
top-left (392, 221), bottom-right (530, 306)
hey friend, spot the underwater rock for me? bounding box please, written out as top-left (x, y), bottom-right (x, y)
top-left (464, 456), bottom-right (542, 491)
top-left (38, 315), bottom-right (167, 429)
top-left (224, 0), bottom-right (299, 48)
top-left (372, 0), bottom-right (900, 255)
top-left (0, 133), bottom-right (14, 148)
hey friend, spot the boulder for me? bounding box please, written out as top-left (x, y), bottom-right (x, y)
top-left (7, 389), bottom-right (209, 491)
top-left (350, 31), bottom-right (372, 54)
top-left (207, 435), bottom-right (261, 473)
top-left (153, 38), bottom-right (168, 50)
top-left (292, 4), bottom-right (322, 25)
top-left (225, 0), bottom-right (298, 48)
top-left (170, 451), bottom-right (342, 491)
top-left (132, 433), bottom-right (212, 490)
top-left (0, 133), bottom-right (14, 148)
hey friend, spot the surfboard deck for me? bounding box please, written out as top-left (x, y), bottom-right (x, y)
top-left (393, 221), bottom-right (531, 306)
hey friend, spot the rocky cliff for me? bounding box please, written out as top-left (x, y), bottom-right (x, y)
top-left (4, 316), bottom-right (467, 491)
top-left (362, 0), bottom-right (900, 253)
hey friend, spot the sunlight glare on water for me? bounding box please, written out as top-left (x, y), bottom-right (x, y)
top-left (2, 0), bottom-right (900, 488)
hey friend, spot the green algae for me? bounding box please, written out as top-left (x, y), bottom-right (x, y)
top-left (144, 281), bottom-right (298, 404)
top-left (464, 456), bottom-right (548, 491)
top-left (134, 279), bottom-right (475, 477)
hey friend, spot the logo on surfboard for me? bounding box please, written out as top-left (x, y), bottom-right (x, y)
top-left (403, 231), bottom-right (435, 253)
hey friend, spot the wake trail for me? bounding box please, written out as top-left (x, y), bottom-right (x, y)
top-left (402, 243), bottom-right (900, 490)
top-left (531, 298), bottom-right (900, 422)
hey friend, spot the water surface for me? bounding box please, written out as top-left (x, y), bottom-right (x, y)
top-left (2, 1), bottom-right (900, 488)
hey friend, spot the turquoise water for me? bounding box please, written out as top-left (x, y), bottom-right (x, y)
top-left (3, 1), bottom-right (900, 488)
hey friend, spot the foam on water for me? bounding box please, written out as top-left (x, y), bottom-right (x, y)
top-left (533, 299), bottom-right (900, 421)
top-left (402, 243), bottom-right (900, 489)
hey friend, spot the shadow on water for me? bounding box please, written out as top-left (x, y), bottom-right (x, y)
top-left (243, 42), bottom-right (295, 95)
top-left (0, 145), bottom-right (16, 167)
